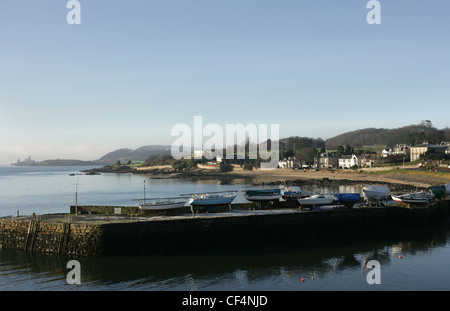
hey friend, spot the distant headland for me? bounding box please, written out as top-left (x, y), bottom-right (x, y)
top-left (12, 156), bottom-right (99, 167)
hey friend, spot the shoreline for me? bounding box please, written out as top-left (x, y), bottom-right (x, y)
top-left (82, 166), bottom-right (450, 192)
top-left (157, 168), bottom-right (450, 192)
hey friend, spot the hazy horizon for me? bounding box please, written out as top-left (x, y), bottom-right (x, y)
top-left (6, 121), bottom-right (449, 165)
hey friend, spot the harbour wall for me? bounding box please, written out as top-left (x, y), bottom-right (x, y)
top-left (1, 201), bottom-right (449, 257)
top-left (0, 219), bottom-right (104, 256)
top-left (70, 205), bottom-right (143, 215)
top-left (70, 203), bottom-right (253, 215)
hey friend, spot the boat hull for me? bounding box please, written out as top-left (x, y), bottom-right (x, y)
top-left (391, 192), bottom-right (434, 205)
top-left (139, 201), bottom-right (186, 211)
top-left (281, 192), bottom-right (311, 200)
top-left (298, 195), bottom-right (334, 206)
top-left (281, 187), bottom-right (310, 200)
top-left (362, 185), bottom-right (390, 200)
top-left (245, 194), bottom-right (281, 201)
top-left (189, 196), bottom-right (236, 206)
top-left (335, 193), bottom-right (361, 208)
top-left (335, 193), bottom-right (361, 202)
top-left (245, 189), bottom-right (281, 202)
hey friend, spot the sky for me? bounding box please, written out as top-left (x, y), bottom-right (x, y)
top-left (0, 0), bottom-right (449, 164)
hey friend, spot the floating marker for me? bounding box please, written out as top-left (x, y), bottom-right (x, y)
top-left (301, 278), bottom-right (305, 282)
top-left (311, 277), bottom-right (315, 280)
top-left (399, 255), bottom-right (402, 259)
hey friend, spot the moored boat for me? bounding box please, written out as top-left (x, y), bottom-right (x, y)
top-left (334, 193), bottom-right (361, 208)
top-left (391, 191), bottom-right (435, 205)
top-left (244, 189), bottom-right (281, 201)
top-left (362, 185), bottom-right (390, 201)
top-left (188, 192), bottom-right (237, 206)
top-left (281, 186), bottom-right (311, 200)
top-left (136, 198), bottom-right (188, 214)
top-left (298, 194), bottom-right (334, 207)
top-left (134, 181), bottom-right (188, 213)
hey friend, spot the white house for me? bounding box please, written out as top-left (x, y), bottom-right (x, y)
top-left (393, 144), bottom-right (409, 155)
top-left (278, 157), bottom-right (300, 169)
top-left (339, 154), bottom-right (361, 169)
top-left (381, 149), bottom-right (392, 158)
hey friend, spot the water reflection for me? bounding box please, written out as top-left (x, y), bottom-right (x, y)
top-left (0, 230), bottom-right (448, 290)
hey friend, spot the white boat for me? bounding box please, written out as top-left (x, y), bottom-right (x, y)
top-left (298, 194), bottom-right (334, 206)
top-left (391, 191), bottom-right (435, 205)
top-left (244, 189), bottom-right (281, 201)
top-left (362, 185), bottom-right (390, 201)
top-left (188, 192), bottom-right (237, 206)
top-left (134, 181), bottom-right (187, 212)
top-left (138, 198), bottom-right (187, 211)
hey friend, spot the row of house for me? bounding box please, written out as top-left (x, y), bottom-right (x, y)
top-left (382, 142), bottom-right (450, 161)
top-left (381, 144), bottom-right (410, 158)
top-left (287, 141), bottom-right (450, 170)
top-left (313, 153), bottom-right (378, 169)
top-left (196, 141), bottom-right (450, 169)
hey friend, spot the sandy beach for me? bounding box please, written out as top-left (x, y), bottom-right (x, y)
top-left (219, 167), bottom-right (450, 190)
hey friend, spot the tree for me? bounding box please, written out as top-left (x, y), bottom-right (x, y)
top-left (345, 144), bottom-right (353, 155)
top-left (219, 162), bottom-right (233, 172)
top-left (243, 162), bottom-right (253, 170)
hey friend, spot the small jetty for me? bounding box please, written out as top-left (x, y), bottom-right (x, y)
top-left (1, 199), bottom-right (449, 257)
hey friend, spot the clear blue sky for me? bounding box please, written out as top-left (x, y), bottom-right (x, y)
top-left (1, 1), bottom-right (449, 164)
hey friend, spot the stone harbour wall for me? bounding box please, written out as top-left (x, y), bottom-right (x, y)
top-left (0, 218), bottom-right (104, 256)
top-left (0, 200), bottom-right (449, 257)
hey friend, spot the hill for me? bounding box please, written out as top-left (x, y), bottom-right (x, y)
top-left (13, 145), bottom-right (172, 166)
top-left (325, 124), bottom-right (450, 149)
top-left (96, 145), bottom-right (172, 164)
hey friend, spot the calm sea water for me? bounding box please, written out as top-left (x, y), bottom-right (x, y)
top-left (0, 166), bottom-right (449, 292)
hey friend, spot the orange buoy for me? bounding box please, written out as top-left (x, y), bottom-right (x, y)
top-left (399, 255), bottom-right (402, 259)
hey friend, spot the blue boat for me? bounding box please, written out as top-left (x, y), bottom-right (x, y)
top-left (335, 193), bottom-right (361, 208)
top-left (281, 186), bottom-right (311, 200)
